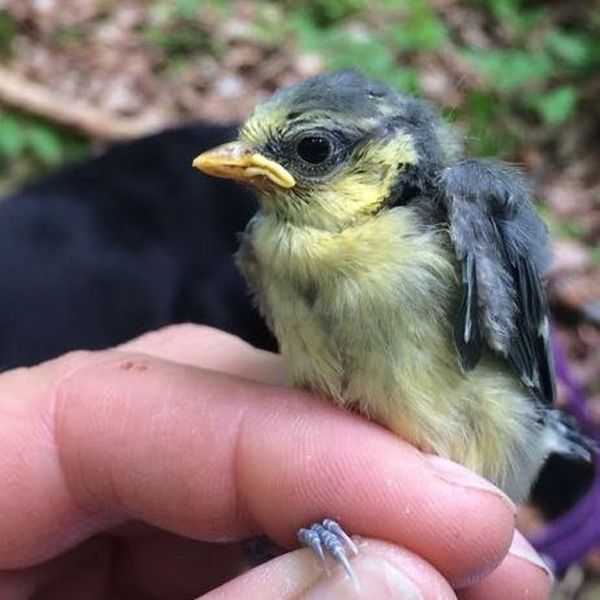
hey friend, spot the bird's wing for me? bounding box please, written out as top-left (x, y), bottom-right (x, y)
top-left (438, 159), bottom-right (555, 405)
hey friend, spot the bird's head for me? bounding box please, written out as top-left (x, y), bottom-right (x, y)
top-left (193, 71), bottom-right (457, 231)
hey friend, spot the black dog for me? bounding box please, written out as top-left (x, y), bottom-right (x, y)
top-left (0, 123), bottom-right (274, 370)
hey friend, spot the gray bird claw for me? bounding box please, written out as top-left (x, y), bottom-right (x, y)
top-left (298, 519), bottom-right (359, 587)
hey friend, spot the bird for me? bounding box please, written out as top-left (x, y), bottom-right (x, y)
top-left (193, 70), bottom-right (592, 572)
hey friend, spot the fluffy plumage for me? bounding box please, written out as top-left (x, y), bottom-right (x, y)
top-left (0, 114), bottom-right (590, 512)
top-left (196, 70), bottom-right (591, 501)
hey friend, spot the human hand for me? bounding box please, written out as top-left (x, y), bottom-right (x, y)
top-left (0, 324), bottom-right (551, 599)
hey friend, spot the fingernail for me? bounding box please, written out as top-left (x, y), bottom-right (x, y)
top-left (509, 531), bottom-right (554, 583)
top-left (426, 455), bottom-right (517, 516)
top-left (301, 555), bottom-right (423, 599)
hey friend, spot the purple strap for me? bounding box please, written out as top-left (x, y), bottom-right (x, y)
top-left (530, 331), bottom-right (600, 573)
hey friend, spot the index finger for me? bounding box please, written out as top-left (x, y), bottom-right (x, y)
top-left (0, 347), bottom-right (515, 588)
top-left (118, 323), bottom-right (286, 386)
top-left (122, 325), bottom-right (553, 598)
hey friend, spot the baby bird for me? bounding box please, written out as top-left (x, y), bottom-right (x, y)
top-left (193, 70), bottom-right (591, 570)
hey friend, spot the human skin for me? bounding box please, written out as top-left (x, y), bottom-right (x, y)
top-left (0, 324), bottom-right (551, 599)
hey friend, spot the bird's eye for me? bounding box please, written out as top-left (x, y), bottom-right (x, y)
top-left (296, 135), bottom-right (332, 164)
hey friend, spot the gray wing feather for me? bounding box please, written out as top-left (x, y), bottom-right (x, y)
top-left (439, 160), bottom-right (555, 405)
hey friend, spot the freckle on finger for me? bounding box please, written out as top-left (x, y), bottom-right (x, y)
top-left (118, 323), bottom-right (286, 385)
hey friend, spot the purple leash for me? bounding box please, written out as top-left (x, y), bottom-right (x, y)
top-left (530, 332), bottom-right (600, 574)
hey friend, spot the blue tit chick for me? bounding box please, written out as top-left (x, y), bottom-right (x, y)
top-left (193, 70), bottom-right (591, 509)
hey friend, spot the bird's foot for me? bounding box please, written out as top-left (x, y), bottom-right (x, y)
top-left (298, 519), bottom-right (359, 587)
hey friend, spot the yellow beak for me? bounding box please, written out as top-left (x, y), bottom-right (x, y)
top-left (192, 141), bottom-right (296, 189)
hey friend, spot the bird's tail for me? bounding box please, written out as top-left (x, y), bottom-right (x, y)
top-left (544, 410), bottom-right (596, 462)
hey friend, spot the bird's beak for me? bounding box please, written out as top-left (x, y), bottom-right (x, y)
top-left (192, 141), bottom-right (296, 189)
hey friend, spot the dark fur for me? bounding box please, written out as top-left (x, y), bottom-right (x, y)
top-left (0, 123), bottom-right (274, 370)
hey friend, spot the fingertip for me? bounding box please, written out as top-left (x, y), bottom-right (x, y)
top-left (203, 539), bottom-right (456, 600)
top-left (422, 456), bottom-right (517, 587)
top-left (457, 556), bottom-right (552, 600)
top-left (238, 407), bottom-right (516, 588)
top-left (458, 531), bottom-right (552, 600)
top-left (49, 349), bottom-right (514, 590)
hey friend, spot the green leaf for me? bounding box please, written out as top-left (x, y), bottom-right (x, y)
top-left (174, 0), bottom-right (200, 19)
top-left (0, 112), bottom-right (26, 159)
top-left (546, 31), bottom-right (589, 66)
top-left (27, 124), bottom-right (64, 165)
top-left (402, 0), bottom-right (449, 51)
top-left (293, 0), bottom-right (367, 27)
top-left (478, 0), bottom-right (546, 37)
top-left (392, 19), bottom-right (448, 52)
top-left (464, 49), bottom-right (555, 92)
top-left (0, 11), bottom-right (16, 60)
top-left (534, 86), bottom-right (577, 125)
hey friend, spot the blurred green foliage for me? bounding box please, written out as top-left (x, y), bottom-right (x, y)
top-left (283, 0), bottom-right (599, 156)
top-left (143, 0), bottom-right (228, 61)
top-left (462, 7), bottom-right (597, 133)
top-left (284, 0), bottom-right (367, 27)
top-left (288, 0), bottom-right (448, 93)
top-left (0, 11), bottom-right (16, 60)
top-left (0, 109), bottom-right (88, 191)
top-left (0, 0), bottom-right (598, 190)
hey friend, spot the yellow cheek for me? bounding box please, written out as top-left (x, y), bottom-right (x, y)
top-left (319, 133), bottom-right (418, 221)
top-left (328, 174), bottom-right (389, 216)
